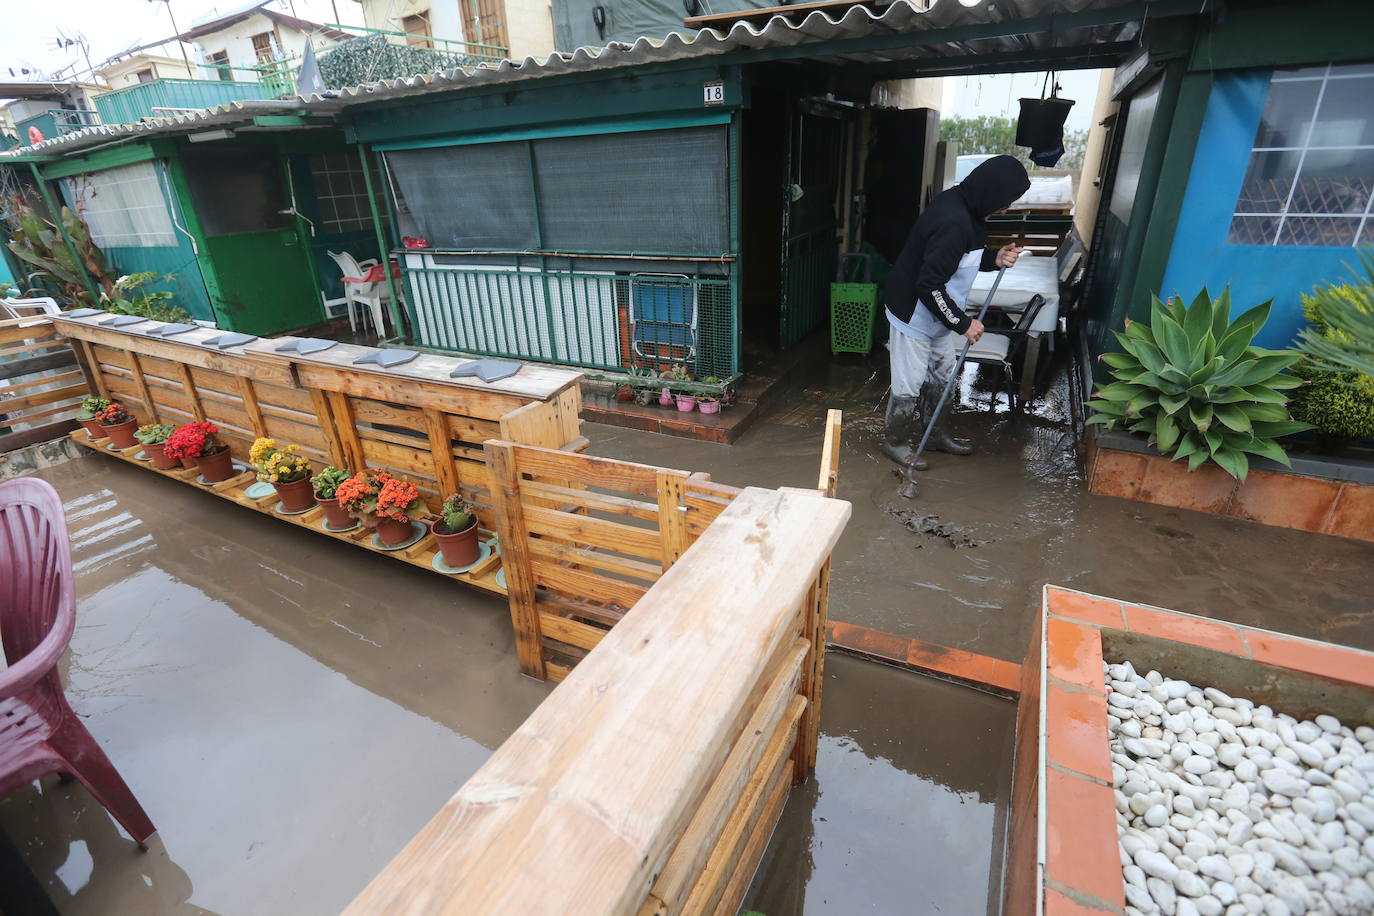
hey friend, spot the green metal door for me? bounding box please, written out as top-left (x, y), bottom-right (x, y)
top-left (778, 105), bottom-right (845, 348)
top-left (180, 147), bottom-right (322, 334)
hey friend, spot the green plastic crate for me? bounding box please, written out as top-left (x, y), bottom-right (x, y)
top-left (830, 281), bottom-right (878, 354)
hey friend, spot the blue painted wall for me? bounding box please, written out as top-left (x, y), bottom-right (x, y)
top-left (1160, 69), bottom-right (1365, 349)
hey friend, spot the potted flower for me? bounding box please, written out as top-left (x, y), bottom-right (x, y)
top-left (338, 470), bottom-right (426, 545)
top-left (250, 437), bottom-right (315, 512)
top-left (95, 401), bottom-right (139, 448)
top-left (75, 396), bottom-right (110, 439)
top-left (135, 423), bottom-right (177, 469)
top-left (165, 420), bottom-right (234, 482)
top-left (699, 376), bottom-right (722, 414)
top-left (432, 493), bottom-right (480, 568)
top-left (311, 465), bottom-right (353, 529)
top-left (659, 367), bottom-right (675, 406)
top-left (337, 470), bottom-right (383, 528)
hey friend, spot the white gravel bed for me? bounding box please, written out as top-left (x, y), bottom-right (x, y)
top-left (1105, 660), bottom-right (1374, 916)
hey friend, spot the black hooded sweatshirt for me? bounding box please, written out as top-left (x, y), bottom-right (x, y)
top-left (884, 155), bottom-right (1031, 334)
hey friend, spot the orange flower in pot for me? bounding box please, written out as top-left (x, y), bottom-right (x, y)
top-left (338, 471), bottom-right (427, 546)
top-left (94, 401), bottom-right (139, 449)
top-left (433, 493), bottom-right (480, 568)
top-left (164, 421), bottom-right (233, 482)
top-left (249, 437), bottom-right (315, 512)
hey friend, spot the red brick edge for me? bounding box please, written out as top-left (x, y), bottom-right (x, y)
top-left (826, 620), bottom-right (1022, 695)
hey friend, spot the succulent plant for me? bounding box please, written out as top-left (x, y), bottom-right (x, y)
top-left (1086, 288), bottom-right (1310, 480)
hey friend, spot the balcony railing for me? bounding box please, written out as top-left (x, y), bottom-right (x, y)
top-left (91, 79), bottom-right (280, 125)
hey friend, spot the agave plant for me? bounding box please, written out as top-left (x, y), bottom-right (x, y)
top-left (1086, 288), bottom-right (1310, 480)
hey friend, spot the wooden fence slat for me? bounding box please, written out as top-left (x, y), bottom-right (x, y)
top-left (522, 504), bottom-right (662, 561)
top-left (538, 612), bottom-right (609, 652)
top-left (129, 354), bottom-right (160, 425)
top-left (657, 470), bottom-right (690, 570)
top-left (0, 369), bottom-right (84, 398)
top-left (0, 348), bottom-right (78, 381)
top-left (327, 391), bottom-right (366, 472)
top-left (514, 447), bottom-right (678, 496)
top-left (307, 387), bottom-right (349, 469)
top-left (525, 538), bottom-right (662, 582)
top-left (704, 758), bottom-right (794, 916)
top-left (236, 376), bottom-right (267, 438)
top-left (75, 339), bottom-right (107, 400)
top-left (424, 407), bottom-right (462, 501)
top-left (174, 362), bottom-right (205, 421)
top-left (533, 563), bottom-right (648, 611)
top-left (818, 409), bottom-right (842, 497)
top-left (485, 441), bottom-right (545, 678)
top-left (519, 480), bottom-right (659, 522)
top-left (0, 384), bottom-right (89, 414)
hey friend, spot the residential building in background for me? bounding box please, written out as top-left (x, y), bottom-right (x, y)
top-left (179, 1), bottom-right (352, 80)
top-left (94, 42), bottom-right (198, 89)
top-left (354, 0), bottom-right (555, 60)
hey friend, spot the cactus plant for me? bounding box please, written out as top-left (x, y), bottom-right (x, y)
top-left (4, 196), bottom-right (114, 305)
top-left (1086, 288), bottom-right (1310, 480)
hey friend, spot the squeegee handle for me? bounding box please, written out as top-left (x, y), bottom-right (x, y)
top-left (906, 265), bottom-right (1008, 472)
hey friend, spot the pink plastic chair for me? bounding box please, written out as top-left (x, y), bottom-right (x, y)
top-left (0, 477), bottom-right (155, 849)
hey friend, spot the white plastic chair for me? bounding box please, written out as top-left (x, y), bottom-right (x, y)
top-left (1, 297), bottom-right (61, 328)
top-left (326, 251), bottom-right (390, 338)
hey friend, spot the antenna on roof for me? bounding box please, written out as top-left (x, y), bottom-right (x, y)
top-left (146, 0), bottom-right (195, 74)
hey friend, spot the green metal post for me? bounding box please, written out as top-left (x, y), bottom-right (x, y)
top-left (28, 161), bottom-right (100, 304)
top-left (358, 143), bottom-right (406, 340)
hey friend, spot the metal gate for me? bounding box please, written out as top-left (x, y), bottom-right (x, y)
top-left (778, 105), bottom-right (846, 348)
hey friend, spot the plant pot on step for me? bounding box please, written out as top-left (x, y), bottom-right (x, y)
top-left (316, 495), bottom-right (353, 529)
top-left (79, 418), bottom-right (107, 440)
top-left (102, 418), bottom-right (139, 449)
top-left (196, 446), bottom-right (234, 483)
top-left (144, 441), bottom-right (179, 470)
top-left (179, 455), bottom-right (196, 470)
top-left (616, 384), bottom-right (633, 402)
top-left (675, 394), bottom-right (697, 412)
top-left (274, 477), bottom-right (316, 512)
top-left (659, 387), bottom-right (674, 406)
top-left (634, 388), bottom-right (654, 406)
top-left (433, 516), bottom-right (480, 568)
top-left (375, 516), bottom-right (412, 547)
top-left (698, 397), bottom-right (720, 415)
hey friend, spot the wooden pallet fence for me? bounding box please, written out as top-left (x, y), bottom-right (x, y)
top-left (51, 316), bottom-right (584, 528)
top-left (484, 441), bottom-right (743, 681)
top-left (345, 486), bottom-right (853, 916)
top-left (0, 317), bottom-right (92, 453)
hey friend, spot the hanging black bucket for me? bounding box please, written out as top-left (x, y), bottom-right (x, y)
top-left (1015, 97), bottom-right (1076, 150)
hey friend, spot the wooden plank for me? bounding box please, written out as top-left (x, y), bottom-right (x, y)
top-left (791, 578), bottom-right (820, 784)
top-left (327, 391), bottom-right (366, 472)
top-left (53, 319), bottom-right (296, 385)
top-left (446, 413), bottom-right (503, 446)
top-left (361, 436), bottom-right (440, 479)
top-left (503, 443), bottom-right (676, 497)
top-left (349, 397), bottom-right (428, 432)
top-left (704, 759), bottom-right (794, 916)
top-left (128, 355), bottom-right (160, 425)
top-left (534, 591), bottom-right (627, 629)
top-left (500, 399), bottom-right (564, 449)
top-left (0, 383), bottom-right (89, 414)
top-left (644, 639), bottom-right (809, 915)
top-left (175, 362), bottom-right (205, 421)
top-left (0, 369), bottom-right (84, 398)
top-left (806, 563), bottom-right (832, 771)
top-left (424, 407), bottom-right (462, 500)
top-left (522, 504), bottom-right (662, 561)
top-left (308, 387), bottom-right (349, 469)
top-left (680, 699), bottom-right (806, 916)
top-left (0, 348), bottom-right (77, 381)
top-left (519, 480), bottom-right (659, 522)
top-left (538, 611), bottom-right (609, 652)
top-left (343, 487), bottom-right (850, 915)
top-left (295, 364), bottom-right (530, 422)
top-left (74, 338), bottom-right (107, 399)
top-left (485, 441), bottom-right (545, 679)
top-left (235, 376), bottom-right (268, 438)
top-left (818, 408), bottom-right (842, 498)
top-left (0, 419), bottom-right (79, 452)
top-left (0, 320), bottom-right (62, 346)
top-left (532, 562), bottom-right (647, 611)
top-left (2, 396), bottom-right (87, 427)
top-left (525, 538), bottom-right (662, 582)
top-left (657, 470), bottom-right (690, 570)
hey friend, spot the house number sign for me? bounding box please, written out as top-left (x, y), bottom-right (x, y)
top-left (703, 81), bottom-right (725, 105)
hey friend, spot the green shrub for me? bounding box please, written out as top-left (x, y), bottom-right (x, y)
top-left (1086, 288), bottom-right (1310, 480)
top-left (1290, 254), bottom-right (1374, 442)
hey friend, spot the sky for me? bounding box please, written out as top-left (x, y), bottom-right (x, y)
top-left (946, 68), bottom-right (1104, 134)
top-left (0, 0), bottom-right (362, 82)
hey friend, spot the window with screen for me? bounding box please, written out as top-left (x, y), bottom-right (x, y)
top-left (64, 161), bottom-right (176, 248)
top-left (309, 153), bottom-right (386, 233)
top-left (382, 125), bottom-right (730, 255)
top-left (1230, 61), bottom-right (1374, 247)
top-left (251, 32), bottom-right (276, 63)
top-left (181, 148), bottom-right (291, 237)
top-left (209, 50), bottom-right (232, 81)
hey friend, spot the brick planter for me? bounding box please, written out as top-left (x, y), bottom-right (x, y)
top-left (1004, 586), bottom-right (1374, 915)
top-left (1087, 431), bottom-right (1374, 543)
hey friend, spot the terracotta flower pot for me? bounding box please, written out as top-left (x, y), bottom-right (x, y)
top-left (144, 441), bottom-right (178, 470)
top-left (78, 417), bottom-right (107, 440)
top-left (316, 495), bottom-right (353, 529)
top-left (675, 394), bottom-right (697, 412)
top-left (375, 516), bottom-right (413, 547)
top-left (616, 385), bottom-right (633, 402)
top-left (179, 454), bottom-right (196, 470)
top-left (101, 417), bottom-right (139, 449)
top-left (274, 477), bottom-right (316, 512)
top-left (433, 516), bottom-right (480, 568)
top-left (195, 446), bottom-right (234, 483)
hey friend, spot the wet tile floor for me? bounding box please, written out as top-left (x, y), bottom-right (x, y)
top-left (591, 355), bottom-right (1374, 663)
top-left (1, 455), bottom-right (1016, 915)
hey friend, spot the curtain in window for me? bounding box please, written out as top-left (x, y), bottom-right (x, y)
top-left (64, 161), bottom-right (176, 248)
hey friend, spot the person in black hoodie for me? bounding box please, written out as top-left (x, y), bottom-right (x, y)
top-left (881, 155), bottom-right (1031, 469)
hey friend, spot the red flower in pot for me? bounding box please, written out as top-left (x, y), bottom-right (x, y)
top-left (94, 402), bottom-right (139, 449)
top-left (164, 421), bottom-right (234, 482)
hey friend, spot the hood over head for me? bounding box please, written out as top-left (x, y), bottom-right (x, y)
top-left (957, 155), bottom-right (1031, 220)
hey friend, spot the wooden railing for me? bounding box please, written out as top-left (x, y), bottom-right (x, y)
top-left (345, 485), bottom-right (851, 915)
top-left (0, 317), bottom-right (91, 453)
top-left (485, 441), bottom-right (741, 680)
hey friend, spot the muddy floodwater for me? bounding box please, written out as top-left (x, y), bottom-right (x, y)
top-left (592, 357), bottom-right (1374, 662)
top-left (0, 458), bottom-right (552, 914)
top-left (744, 655), bottom-right (1015, 916)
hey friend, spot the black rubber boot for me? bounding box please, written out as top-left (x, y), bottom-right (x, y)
top-left (919, 383), bottom-right (974, 456)
top-left (881, 395), bottom-right (929, 471)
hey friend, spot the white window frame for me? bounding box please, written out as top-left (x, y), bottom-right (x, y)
top-left (1230, 62), bottom-right (1374, 247)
